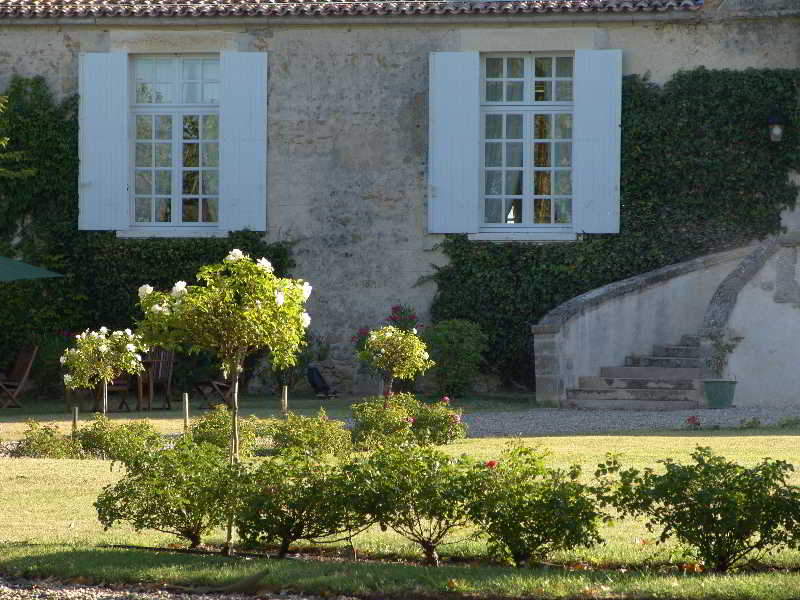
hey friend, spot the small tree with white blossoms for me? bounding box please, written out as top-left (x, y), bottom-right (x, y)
top-left (136, 249), bottom-right (311, 460)
top-left (359, 326), bottom-right (434, 394)
top-left (61, 328), bottom-right (148, 414)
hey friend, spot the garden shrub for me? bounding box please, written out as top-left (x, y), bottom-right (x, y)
top-left (95, 439), bottom-right (241, 548)
top-left (358, 326), bottom-right (433, 392)
top-left (348, 445), bottom-right (475, 566)
top-left (268, 408), bottom-right (352, 458)
top-left (423, 319), bottom-right (488, 398)
top-left (11, 420), bottom-right (82, 459)
top-left (469, 445), bottom-right (603, 567)
top-left (190, 404), bottom-right (271, 457)
top-left (351, 393), bottom-right (465, 449)
top-left (599, 446), bottom-right (800, 572)
top-left (236, 452), bottom-right (370, 557)
top-left (74, 414), bottom-right (163, 465)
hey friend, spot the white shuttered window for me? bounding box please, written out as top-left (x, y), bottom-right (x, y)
top-left (428, 49), bottom-right (621, 240)
top-left (78, 51), bottom-right (268, 236)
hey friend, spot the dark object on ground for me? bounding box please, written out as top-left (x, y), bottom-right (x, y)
top-left (307, 365), bottom-right (336, 398)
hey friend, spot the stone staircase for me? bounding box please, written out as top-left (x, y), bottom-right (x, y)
top-left (565, 335), bottom-right (704, 410)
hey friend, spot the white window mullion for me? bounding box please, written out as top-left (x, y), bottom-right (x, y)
top-left (172, 113), bottom-right (181, 224)
top-left (522, 110), bottom-right (533, 224)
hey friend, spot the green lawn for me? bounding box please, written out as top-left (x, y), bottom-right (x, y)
top-left (3, 419), bottom-right (800, 599)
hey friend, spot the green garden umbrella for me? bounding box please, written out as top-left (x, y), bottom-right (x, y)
top-left (0, 256), bottom-right (63, 282)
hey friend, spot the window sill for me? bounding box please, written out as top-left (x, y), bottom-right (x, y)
top-left (468, 231), bottom-right (577, 242)
top-left (116, 228), bottom-right (228, 238)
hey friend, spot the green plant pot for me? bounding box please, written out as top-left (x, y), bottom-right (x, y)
top-left (703, 380), bottom-right (737, 409)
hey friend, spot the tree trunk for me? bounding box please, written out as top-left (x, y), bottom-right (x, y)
top-left (422, 543), bottom-right (440, 567)
top-left (278, 537), bottom-right (292, 558)
top-left (102, 380), bottom-right (108, 415)
top-left (223, 359), bottom-right (242, 556)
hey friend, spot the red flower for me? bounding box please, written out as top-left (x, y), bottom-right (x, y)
top-left (440, 396), bottom-right (450, 405)
top-left (406, 417), bottom-right (416, 424)
top-left (485, 460), bottom-right (497, 469)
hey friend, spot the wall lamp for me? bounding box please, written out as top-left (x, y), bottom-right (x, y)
top-left (768, 107), bottom-right (786, 143)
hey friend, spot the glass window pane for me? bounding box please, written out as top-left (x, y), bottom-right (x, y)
top-left (155, 143), bottom-right (172, 167)
top-left (506, 82), bottom-right (523, 102)
top-left (485, 171), bottom-right (502, 195)
top-left (203, 83), bottom-right (220, 105)
top-left (484, 198), bottom-right (502, 223)
top-left (505, 142), bottom-right (522, 168)
top-left (555, 114), bottom-right (573, 139)
top-left (201, 142), bottom-right (219, 167)
top-left (485, 114), bottom-right (502, 139)
top-left (155, 115), bottom-right (171, 140)
top-left (155, 170), bottom-right (171, 195)
top-left (134, 197), bottom-right (151, 223)
top-left (182, 171), bottom-right (199, 194)
top-left (534, 142), bottom-right (551, 167)
top-left (534, 57), bottom-right (552, 78)
top-left (155, 198), bottom-right (171, 223)
top-left (135, 83), bottom-right (153, 104)
top-left (507, 58), bottom-right (523, 78)
top-left (135, 144), bottom-right (152, 168)
top-left (202, 197), bottom-right (219, 223)
top-left (534, 114), bottom-right (551, 139)
top-left (485, 142), bottom-right (502, 167)
top-left (183, 83), bottom-right (201, 104)
top-left (182, 198), bottom-right (199, 222)
top-left (534, 198), bottom-right (552, 223)
top-left (505, 198), bottom-right (522, 224)
top-left (505, 114), bottom-right (522, 139)
top-left (135, 115), bottom-right (153, 139)
top-left (486, 58), bottom-right (503, 79)
top-left (155, 59), bottom-right (174, 82)
top-left (153, 83), bottom-right (173, 104)
top-left (134, 171), bottom-right (152, 195)
top-left (183, 143), bottom-right (199, 167)
top-left (486, 82), bottom-right (503, 102)
top-left (556, 56), bottom-right (573, 78)
top-left (202, 171), bottom-right (219, 195)
top-left (556, 81), bottom-right (573, 102)
top-left (505, 171), bottom-right (522, 196)
top-left (202, 115), bottom-right (219, 139)
top-left (554, 170), bottom-right (572, 195)
top-left (534, 81), bottom-right (552, 102)
top-left (183, 59), bottom-right (202, 81)
top-left (203, 59), bottom-right (220, 81)
top-left (534, 171), bottom-right (551, 195)
top-left (554, 198), bottom-right (572, 224)
top-left (183, 115), bottom-right (199, 140)
top-left (554, 142), bottom-right (572, 167)
top-left (134, 58), bottom-right (153, 82)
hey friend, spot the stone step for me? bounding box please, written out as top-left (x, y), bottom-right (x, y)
top-left (600, 366), bottom-right (703, 379)
top-left (652, 345), bottom-right (701, 358)
top-left (625, 356), bottom-right (703, 369)
top-left (564, 397), bottom-right (700, 411)
top-left (579, 376), bottom-right (699, 390)
top-left (680, 335), bottom-right (701, 347)
top-left (567, 387), bottom-right (699, 403)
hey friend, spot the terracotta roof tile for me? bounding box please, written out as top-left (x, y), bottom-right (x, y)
top-left (0, 0), bottom-right (704, 19)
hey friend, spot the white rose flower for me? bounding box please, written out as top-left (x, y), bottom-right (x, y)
top-left (98, 344), bottom-right (108, 353)
top-left (412, 328), bottom-right (417, 334)
top-left (275, 290), bottom-right (285, 306)
top-left (135, 354), bottom-right (142, 361)
top-left (302, 282), bottom-right (312, 301)
top-left (99, 326), bottom-right (108, 334)
top-left (422, 351), bottom-right (429, 359)
top-left (63, 374), bottom-right (72, 384)
top-left (90, 331), bottom-right (99, 338)
top-left (225, 248), bottom-right (244, 261)
top-left (150, 304), bottom-right (164, 313)
top-left (124, 328), bottom-right (132, 336)
top-left (138, 284), bottom-right (154, 299)
top-left (126, 343), bottom-right (136, 352)
top-left (59, 355), bottom-right (66, 365)
top-left (171, 280), bottom-right (187, 296)
top-left (257, 257), bottom-right (274, 272)
top-left (112, 330), bottom-right (123, 337)
top-left (301, 312), bottom-right (311, 328)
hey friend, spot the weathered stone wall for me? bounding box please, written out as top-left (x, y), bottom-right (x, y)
top-left (0, 8), bottom-right (797, 391)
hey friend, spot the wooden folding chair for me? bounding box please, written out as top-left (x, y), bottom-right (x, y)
top-left (193, 377), bottom-right (234, 408)
top-left (137, 348), bottom-right (175, 410)
top-left (0, 345), bottom-right (38, 408)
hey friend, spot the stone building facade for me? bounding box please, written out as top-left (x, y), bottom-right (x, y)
top-left (0, 0), bottom-right (797, 391)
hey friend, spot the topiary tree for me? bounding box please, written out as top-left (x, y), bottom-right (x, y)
top-left (358, 325), bottom-right (434, 394)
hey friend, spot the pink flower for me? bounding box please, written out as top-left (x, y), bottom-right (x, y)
top-left (450, 414), bottom-right (461, 424)
top-left (406, 417), bottom-right (416, 424)
top-left (485, 460), bottom-right (497, 469)
top-left (440, 396), bottom-right (450, 405)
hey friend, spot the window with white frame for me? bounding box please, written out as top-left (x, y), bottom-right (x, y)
top-left (428, 50), bottom-right (621, 240)
top-left (481, 54), bottom-right (574, 228)
top-left (132, 56), bottom-right (220, 226)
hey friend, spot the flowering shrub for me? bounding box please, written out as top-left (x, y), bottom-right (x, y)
top-left (358, 326), bottom-right (434, 392)
top-left (190, 404), bottom-right (272, 458)
top-left (386, 304), bottom-right (419, 332)
top-left (11, 420), bottom-right (82, 459)
top-left (468, 445), bottom-right (603, 566)
top-left (423, 319), bottom-right (488, 398)
top-left (350, 327), bottom-right (371, 352)
top-left (75, 414), bottom-right (163, 466)
top-left (686, 416), bottom-right (702, 430)
top-left (413, 397), bottom-right (467, 445)
top-left (60, 328), bottom-right (147, 391)
top-left (347, 445), bottom-right (475, 566)
top-left (267, 408), bottom-right (352, 458)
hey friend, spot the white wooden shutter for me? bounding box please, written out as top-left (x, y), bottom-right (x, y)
top-left (220, 51), bottom-right (268, 232)
top-left (428, 52), bottom-right (480, 233)
top-left (572, 49), bottom-right (622, 234)
top-left (78, 52), bottom-right (130, 231)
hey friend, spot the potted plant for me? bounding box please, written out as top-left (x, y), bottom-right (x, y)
top-left (702, 332), bottom-right (742, 409)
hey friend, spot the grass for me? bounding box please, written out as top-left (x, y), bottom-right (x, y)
top-left (3, 422), bottom-right (800, 598)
